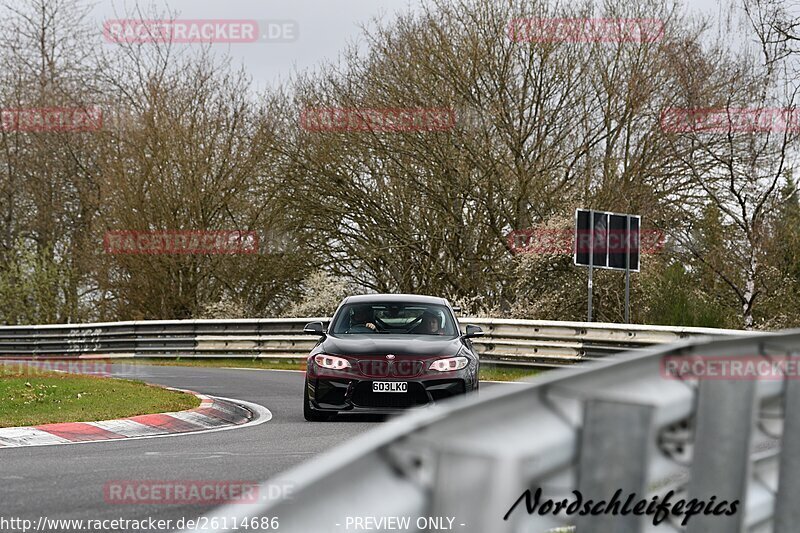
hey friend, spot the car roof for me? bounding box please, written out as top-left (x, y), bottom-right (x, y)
top-left (342, 294), bottom-right (449, 306)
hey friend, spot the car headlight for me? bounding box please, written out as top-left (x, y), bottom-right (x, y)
top-left (429, 356), bottom-right (469, 372)
top-left (314, 354), bottom-right (351, 370)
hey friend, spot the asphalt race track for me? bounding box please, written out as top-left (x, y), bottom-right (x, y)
top-left (0, 364), bottom-right (512, 531)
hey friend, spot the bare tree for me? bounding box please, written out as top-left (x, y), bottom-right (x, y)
top-left (663, 0), bottom-right (800, 329)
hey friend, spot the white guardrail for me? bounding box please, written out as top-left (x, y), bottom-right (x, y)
top-left (0, 317), bottom-right (742, 368)
top-left (183, 328), bottom-right (800, 533)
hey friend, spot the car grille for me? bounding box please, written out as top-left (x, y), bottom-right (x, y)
top-left (351, 381), bottom-right (429, 409)
top-left (356, 359), bottom-right (425, 378)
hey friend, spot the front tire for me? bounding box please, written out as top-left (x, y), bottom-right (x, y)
top-left (303, 379), bottom-right (331, 421)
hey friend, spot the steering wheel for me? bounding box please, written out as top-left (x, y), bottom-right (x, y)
top-left (374, 316), bottom-right (392, 330)
top-left (346, 325), bottom-right (375, 334)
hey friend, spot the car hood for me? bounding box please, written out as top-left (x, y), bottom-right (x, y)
top-left (320, 334), bottom-right (463, 358)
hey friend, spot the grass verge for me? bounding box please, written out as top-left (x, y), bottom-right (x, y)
top-left (479, 365), bottom-right (542, 382)
top-left (107, 358), bottom-right (543, 382)
top-left (0, 366), bottom-right (200, 428)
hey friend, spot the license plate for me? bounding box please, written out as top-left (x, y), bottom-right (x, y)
top-left (372, 381), bottom-right (408, 393)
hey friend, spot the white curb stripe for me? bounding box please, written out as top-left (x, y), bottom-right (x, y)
top-left (89, 419), bottom-right (170, 437)
top-left (0, 427), bottom-right (72, 447)
top-left (169, 411), bottom-right (227, 429)
top-left (208, 399), bottom-right (250, 420)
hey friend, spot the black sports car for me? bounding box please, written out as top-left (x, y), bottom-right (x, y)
top-left (302, 294), bottom-right (483, 421)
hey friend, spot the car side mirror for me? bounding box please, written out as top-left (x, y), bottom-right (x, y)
top-left (464, 325), bottom-right (484, 338)
top-left (303, 321), bottom-right (325, 336)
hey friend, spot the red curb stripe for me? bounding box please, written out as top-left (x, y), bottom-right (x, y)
top-left (35, 422), bottom-right (125, 442)
top-left (127, 413), bottom-right (205, 432)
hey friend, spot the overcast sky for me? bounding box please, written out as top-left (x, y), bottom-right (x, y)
top-left (91, 0), bottom-right (764, 92)
top-left (95, 0), bottom-right (424, 91)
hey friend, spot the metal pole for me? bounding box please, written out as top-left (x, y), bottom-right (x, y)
top-left (625, 216), bottom-right (630, 323)
top-left (588, 210), bottom-right (594, 322)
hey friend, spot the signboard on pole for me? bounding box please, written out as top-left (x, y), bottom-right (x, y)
top-left (574, 209), bottom-right (641, 323)
top-left (574, 210), bottom-right (640, 272)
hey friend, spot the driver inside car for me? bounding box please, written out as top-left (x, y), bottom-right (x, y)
top-left (348, 305), bottom-right (378, 332)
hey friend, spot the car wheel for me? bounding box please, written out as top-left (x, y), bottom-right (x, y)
top-left (303, 379), bottom-right (331, 422)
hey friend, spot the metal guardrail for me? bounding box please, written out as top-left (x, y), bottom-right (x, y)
top-left (184, 328), bottom-right (799, 533)
top-left (0, 318), bottom-right (742, 368)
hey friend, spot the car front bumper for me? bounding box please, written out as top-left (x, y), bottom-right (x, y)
top-left (307, 376), bottom-right (470, 413)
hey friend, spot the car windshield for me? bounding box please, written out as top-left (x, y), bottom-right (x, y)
top-left (331, 302), bottom-right (458, 336)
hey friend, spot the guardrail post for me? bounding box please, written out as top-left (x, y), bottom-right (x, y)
top-left (686, 376), bottom-right (757, 533)
top-left (133, 321), bottom-right (142, 357)
top-left (33, 325), bottom-right (41, 357)
top-left (575, 399), bottom-right (654, 533)
top-left (192, 320), bottom-right (199, 358)
top-left (429, 451), bottom-right (522, 533)
top-left (775, 366), bottom-right (800, 533)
